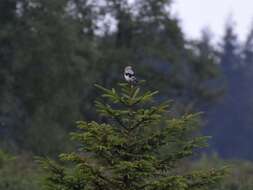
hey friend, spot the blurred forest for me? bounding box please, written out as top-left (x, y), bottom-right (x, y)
top-left (0, 0), bottom-right (253, 189)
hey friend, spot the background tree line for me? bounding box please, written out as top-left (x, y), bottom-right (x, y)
top-left (0, 0), bottom-right (222, 156)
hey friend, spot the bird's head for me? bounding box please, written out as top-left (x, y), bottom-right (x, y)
top-left (124, 66), bottom-right (132, 72)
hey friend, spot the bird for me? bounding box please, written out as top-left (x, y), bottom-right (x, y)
top-left (124, 66), bottom-right (137, 83)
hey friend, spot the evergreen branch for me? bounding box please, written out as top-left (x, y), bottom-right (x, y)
top-left (95, 84), bottom-right (127, 105)
top-left (113, 114), bottom-right (128, 129)
top-left (139, 167), bottom-right (227, 190)
top-left (129, 101), bottom-right (170, 132)
top-left (185, 167), bottom-right (228, 189)
top-left (61, 153), bottom-right (123, 190)
top-left (129, 109), bottom-right (158, 132)
top-left (137, 175), bottom-right (188, 190)
top-left (95, 101), bottom-right (128, 130)
top-left (156, 137), bottom-right (210, 170)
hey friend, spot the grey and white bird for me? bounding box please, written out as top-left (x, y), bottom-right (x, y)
top-left (124, 66), bottom-right (137, 83)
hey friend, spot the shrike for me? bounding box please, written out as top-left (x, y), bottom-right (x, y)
top-left (124, 66), bottom-right (137, 83)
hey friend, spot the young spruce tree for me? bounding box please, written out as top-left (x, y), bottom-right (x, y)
top-left (40, 81), bottom-right (226, 190)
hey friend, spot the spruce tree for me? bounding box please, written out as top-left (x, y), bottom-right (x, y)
top-left (40, 81), bottom-right (226, 190)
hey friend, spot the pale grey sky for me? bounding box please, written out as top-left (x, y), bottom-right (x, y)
top-left (172, 0), bottom-right (253, 41)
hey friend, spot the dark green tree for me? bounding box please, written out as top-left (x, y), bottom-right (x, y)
top-left (0, 150), bottom-right (41, 190)
top-left (40, 81), bottom-right (226, 190)
top-left (240, 24), bottom-right (253, 146)
top-left (4, 0), bottom-right (98, 155)
top-left (183, 28), bottom-right (223, 110)
top-left (206, 19), bottom-right (247, 158)
top-left (243, 24), bottom-right (253, 65)
top-left (220, 19), bottom-right (241, 74)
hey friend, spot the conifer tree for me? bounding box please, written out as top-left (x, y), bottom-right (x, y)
top-left (40, 81), bottom-right (226, 190)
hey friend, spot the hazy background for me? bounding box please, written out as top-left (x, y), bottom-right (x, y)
top-left (173, 0), bottom-right (253, 41)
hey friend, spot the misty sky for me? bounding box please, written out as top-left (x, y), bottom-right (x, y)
top-left (172, 0), bottom-right (253, 41)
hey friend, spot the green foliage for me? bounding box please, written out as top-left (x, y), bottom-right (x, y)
top-left (193, 154), bottom-right (253, 190)
top-left (40, 83), bottom-right (226, 190)
top-left (0, 151), bottom-right (41, 190)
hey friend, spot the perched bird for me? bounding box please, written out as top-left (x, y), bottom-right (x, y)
top-left (124, 66), bottom-right (137, 83)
